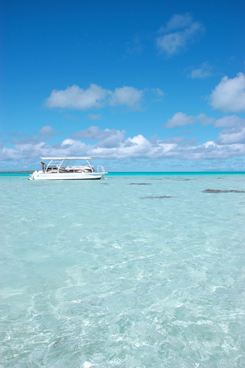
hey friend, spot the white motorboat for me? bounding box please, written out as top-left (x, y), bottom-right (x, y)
top-left (29, 157), bottom-right (107, 180)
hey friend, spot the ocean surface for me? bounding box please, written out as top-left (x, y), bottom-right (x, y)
top-left (0, 172), bottom-right (245, 367)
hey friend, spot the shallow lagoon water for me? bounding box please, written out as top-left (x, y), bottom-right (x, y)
top-left (0, 173), bottom-right (245, 367)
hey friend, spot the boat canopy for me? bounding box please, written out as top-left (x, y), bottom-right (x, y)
top-left (41, 157), bottom-right (96, 160)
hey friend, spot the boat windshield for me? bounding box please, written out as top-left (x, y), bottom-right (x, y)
top-left (44, 158), bottom-right (95, 173)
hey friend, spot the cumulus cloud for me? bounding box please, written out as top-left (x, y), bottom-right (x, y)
top-left (210, 73), bottom-right (245, 112)
top-left (196, 113), bottom-right (216, 126)
top-left (166, 112), bottom-right (245, 130)
top-left (70, 127), bottom-right (126, 149)
top-left (37, 125), bottom-right (57, 137)
top-left (45, 84), bottom-right (157, 111)
top-left (196, 113), bottom-right (245, 128)
top-left (211, 116), bottom-right (245, 145)
top-left (61, 138), bottom-right (75, 147)
top-left (189, 61), bottom-right (213, 79)
top-left (165, 112), bottom-right (245, 145)
top-left (96, 132), bottom-right (126, 149)
top-left (213, 115), bottom-right (245, 128)
top-left (46, 84), bottom-right (108, 110)
top-left (109, 86), bottom-right (143, 109)
top-left (70, 126), bottom-right (125, 141)
top-left (217, 127), bottom-right (245, 144)
top-left (165, 112), bottom-right (195, 128)
top-left (156, 13), bottom-right (205, 56)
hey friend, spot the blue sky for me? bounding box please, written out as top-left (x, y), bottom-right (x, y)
top-left (1, 0), bottom-right (245, 171)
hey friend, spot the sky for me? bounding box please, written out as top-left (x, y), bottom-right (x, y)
top-left (1, 0), bottom-right (245, 171)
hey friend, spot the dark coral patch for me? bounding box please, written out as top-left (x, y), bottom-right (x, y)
top-left (140, 196), bottom-right (172, 199)
top-left (130, 183), bottom-right (152, 185)
top-left (203, 189), bottom-right (245, 193)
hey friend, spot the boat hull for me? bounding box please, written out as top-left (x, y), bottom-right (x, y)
top-left (29, 171), bottom-right (106, 180)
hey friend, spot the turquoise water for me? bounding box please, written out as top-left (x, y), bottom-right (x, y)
top-left (0, 173), bottom-right (245, 367)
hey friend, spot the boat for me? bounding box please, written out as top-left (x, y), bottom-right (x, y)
top-left (29, 157), bottom-right (107, 180)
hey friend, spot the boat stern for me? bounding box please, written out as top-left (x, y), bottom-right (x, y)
top-left (29, 171), bottom-right (41, 180)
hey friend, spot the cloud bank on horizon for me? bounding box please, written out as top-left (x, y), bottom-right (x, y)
top-left (2, 72), bottom-right (245, 170)
top-left (1, 5), bottom-right (245, 171)
top-left (2, 123), bottom-right (245, 170)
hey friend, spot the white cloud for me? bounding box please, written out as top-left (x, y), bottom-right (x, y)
top-left (196, 113), bottom-right (245, 128)
top-left (167, 112), bottom-right (245, 129)
top-left (196, 113), bottom-right (216, 126)
top-left (109, 86), bottom-right (143, 109)
top-left (70, 126), bottom-right (126, 146)
top-left (213, 115), bottom-right (245, 128)
top-left (2, 124), bottom-right (245, 163)
top-left (70, 127), bottom-right (126, 149)
top-left (217, 127), bottom-right (245, 144)
top-left (165, 112), bottom-right (195, 128)
top-left (157, 32), bottom-right (185, 56)
top-left (164, 13), bottom-right (193, 31)
top-left (96, 132), bottom-right (126, 148)
top-left (210, 73), bottom-right (245, 112)
top-left (45, 84), bottom-right (150, 110)
top-left (61, 138), bottom-right (75, 146)
top-left (165, 113), bottom-right (245, 146)
top-left (156, 14), bottom-right (205, 56)
top-left (46, 84), bottom-right (109, 110)
top-left (37, 125), bottom-right (57, 137)
top-left (189, 61), bottom-right (213, 79)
